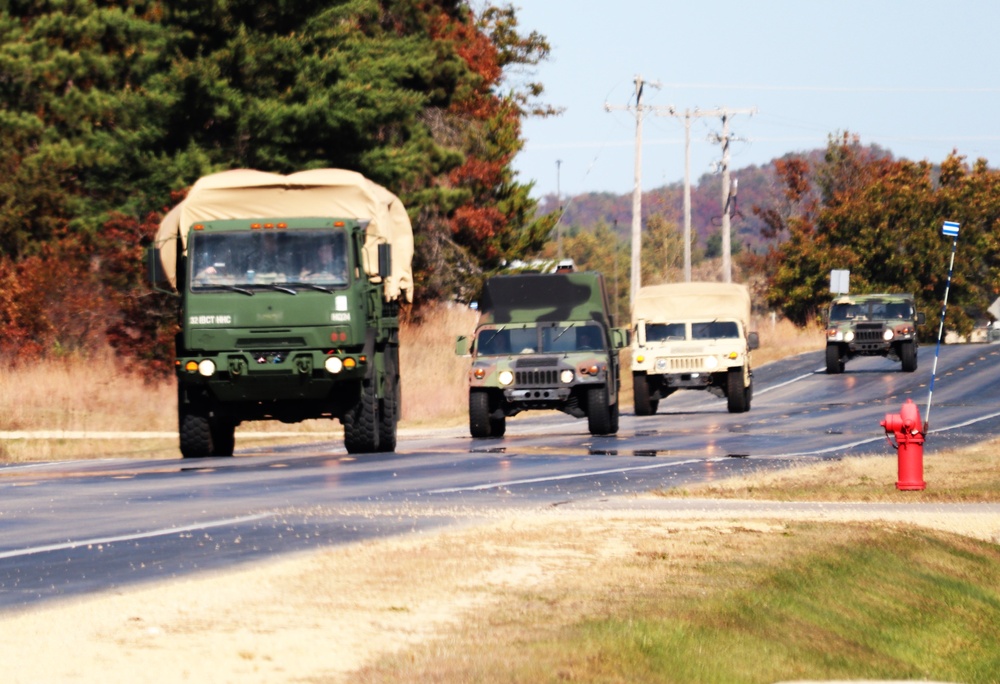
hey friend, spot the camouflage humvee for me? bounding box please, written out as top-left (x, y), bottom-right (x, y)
top-left (825, 293), bottom-right (925, 373)
top-left (456, 272), bottom-right (629, 437)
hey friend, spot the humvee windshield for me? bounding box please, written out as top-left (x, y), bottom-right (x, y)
top-left (476, 323), bottom-right (605, 356)
top-left (645, 323), bottom-right (686, 342)
top-left (830, 300), bottom-right (913, 322)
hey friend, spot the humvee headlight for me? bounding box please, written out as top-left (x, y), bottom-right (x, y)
top-left (560, 369), bottom-right (575, 383)
top-left (883, 329), bottom-right (894, 341)
top-left (324, 356), bottom-right (343, 374)
top-left (704, 356), bottom-right (719, 369)
top-left (498, 370), bottom-right (514, 386)
top-left (655, 358), bottom-right (667, 371)
top-left (844, 331), bottom-right (855, 342)
top-left (197, 359), bottom-right (216, 377)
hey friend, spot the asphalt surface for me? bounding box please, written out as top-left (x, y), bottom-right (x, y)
top-left (2, 344), bottom-right (1000, 611)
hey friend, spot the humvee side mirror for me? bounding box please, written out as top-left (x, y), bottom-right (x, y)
top-left (611, 327), bottom-right (630, 349)
top-left (917, 312), bottom-right (926, 325)
top-left (455, 335), bottom-right (471, 356)
top-left (635, 318), bottom-right (646, 347)
top-left (748, 331), bottom-right (760, 351)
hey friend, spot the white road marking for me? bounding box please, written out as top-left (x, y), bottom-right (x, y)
top-left (0, 513), bottom-right (272, 560)
top-left (428, 458), bottom-right (722, 494)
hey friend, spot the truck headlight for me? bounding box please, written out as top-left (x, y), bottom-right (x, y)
top-left (325, 356), bottom-right (343, 374)
top-left (498, 370), bottom-right (514, 386)
top-left (704, 356), bottom-right (719, 369)
top-left (655, 358), bottom-right (667, 371)
top-left (197, 359), bottom-right (216, 377)
top-left (560, 369), bottom-right (574, 383)
top-left (844, 331), bottom-right (855, 342)
top-left (883, 329), bottom-right (894, 341)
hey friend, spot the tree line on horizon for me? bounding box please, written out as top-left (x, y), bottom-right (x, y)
top-left (539, 134), bottom-right (1000, 336)
top-left (0, 2), bottom-right (996, 373)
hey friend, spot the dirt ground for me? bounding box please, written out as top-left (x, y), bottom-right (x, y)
top-left (1, 499), bottom-right (997, 683)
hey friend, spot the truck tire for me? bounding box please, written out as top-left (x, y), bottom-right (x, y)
top-left (825, 345), bottom-right (844, 374)
top-left (179, 411), bottom-right (212, 458)
top-left (469, 390), bottom-right (492, 438)
top-left (727, 367), bottom-right (749, 413)
top-left (587, 385), bottom-right (614, 435)
top-left (900, 341), bottom-right (918, 372)
top-left (344, 380), bottom-right (379, 454)
top-left (378, 350), bottom-right (400, 452)
top-left (610, 400), bottom-right (620, 433)
top-left (633, 373), bottom-right (656, 416)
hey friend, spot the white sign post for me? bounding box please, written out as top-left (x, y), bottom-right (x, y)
top-left (926, 221), bottom-right (961, 431)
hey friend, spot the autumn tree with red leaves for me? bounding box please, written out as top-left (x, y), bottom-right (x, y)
top-left (753, 132), bottom-right (1000, 335)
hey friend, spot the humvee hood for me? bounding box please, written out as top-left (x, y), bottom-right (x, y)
top-left (632, 282), bottom-right (751, 327)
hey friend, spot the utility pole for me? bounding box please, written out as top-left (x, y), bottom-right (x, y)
top-left (605, 75), bottom-right (673, 308)
top-left (658, 108), bottom-right (723, 282)
top-left (708, 107), bottom-right (756, 283)
top-left (556, 159), bottom-right (563, 259)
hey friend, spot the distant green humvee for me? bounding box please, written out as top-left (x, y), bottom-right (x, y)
top-left (824, 293), bottom-right (925, 373)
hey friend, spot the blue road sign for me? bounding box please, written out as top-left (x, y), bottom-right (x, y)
top-left (943, 220), bottom-right (960, 236)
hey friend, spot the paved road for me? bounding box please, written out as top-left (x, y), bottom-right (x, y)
top-left (1, 344), bottom-right (999, 611)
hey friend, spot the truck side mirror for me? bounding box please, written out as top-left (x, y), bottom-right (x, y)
top-left (635, 319), bottom-right (646, 347)
top-left (611, 327), bottom-right (630, 349)
top-left (748, 331), bottom-right (760, 351)
top-left (146, 245), bottom-right (163, 286)
top-left (455, 335), bottom-right (471, 356)
top-left (377, 243), bottom-right (392, 279)
top-left (917, 312), bottom-right (926, 325)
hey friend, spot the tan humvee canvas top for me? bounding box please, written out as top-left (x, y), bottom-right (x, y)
top-left (632, 282), bottom-right (751, 328)
top-left (155, 168), bottom-right (414, 302)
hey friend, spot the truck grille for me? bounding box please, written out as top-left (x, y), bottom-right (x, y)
top-left (236, 337), bottom-right (306, 347)
top-left (515, 369), bottom-right (559, 386)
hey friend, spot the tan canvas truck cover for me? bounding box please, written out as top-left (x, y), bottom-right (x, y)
top-left (632, 282), bottom-right (751, 328)
top-left (155, 168), bottom-right (414, 302)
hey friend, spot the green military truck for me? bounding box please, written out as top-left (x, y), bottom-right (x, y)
top-left (824, 293), bottom-right (924, 374)
top-left (150, 169), bottom-right (413, 457)
top-left (630, 282), bottom-right (759, 415)
top-left (456, 272), bottom-right (629, 437)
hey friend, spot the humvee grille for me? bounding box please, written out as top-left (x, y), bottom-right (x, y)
top-left (515, 369), bottom-right (559, 386)
top-left (854, 323), bottom-right (885, 343)
top-left (670, 357), bottom-right (703, 372)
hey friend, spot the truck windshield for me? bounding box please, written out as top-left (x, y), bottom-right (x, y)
top-left (190, 229), bottom-right (349, 290)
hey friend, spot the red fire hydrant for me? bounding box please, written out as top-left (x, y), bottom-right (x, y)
top-left (880, 399), bottom-right (926, 491)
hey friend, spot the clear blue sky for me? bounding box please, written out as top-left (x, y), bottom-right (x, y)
top-left (507, 1), bottom-right (1000, 200)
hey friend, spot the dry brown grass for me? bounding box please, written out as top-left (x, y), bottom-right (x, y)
top-left (752, 314), bottom-right (825, 366)
top-left (0, 306), bottom-right (822, 462)
top-left (400, 303), bottom-right (478, 426)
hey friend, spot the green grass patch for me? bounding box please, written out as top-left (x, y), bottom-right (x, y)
top-left (358, 523), bottom-right (1000, 683)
